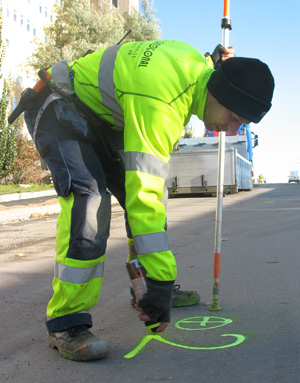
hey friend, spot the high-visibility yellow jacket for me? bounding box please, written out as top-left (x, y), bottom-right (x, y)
top-left (59, 40), bottom-right (214, 282)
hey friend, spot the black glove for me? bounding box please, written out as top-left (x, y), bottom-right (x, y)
top-left (210, 44), bottom-right (224, 69)
top-left (137, 278), bottom-right (175, 323)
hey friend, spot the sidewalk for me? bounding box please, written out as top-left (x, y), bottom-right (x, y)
top-left (0, 190), bottom-right (118, 224)
top-left (0, 189), bottom-right (57, 203)
top-left (0, 190), bottom-right (60, 224)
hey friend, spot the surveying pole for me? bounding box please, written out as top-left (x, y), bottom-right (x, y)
top-left (209, 0), bottom-right (232, 311)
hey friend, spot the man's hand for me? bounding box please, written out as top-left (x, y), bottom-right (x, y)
top-left (221, 46), bottom-right (235, 61)
top-left (135, 278), bottom-right (174, 333)
top-left (135, 304), bottom-right (169, 333)
top-left (210, 44), bottom-right (235, 68)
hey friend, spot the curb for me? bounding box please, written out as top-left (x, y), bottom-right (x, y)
top-left (0, 189), bottom-right (57, 203)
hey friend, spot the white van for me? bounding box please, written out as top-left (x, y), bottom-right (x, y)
top-left (288, 170), bottom-right (299, 183)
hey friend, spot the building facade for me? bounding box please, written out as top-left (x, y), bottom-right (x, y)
top-left (91, 0), bottom-right (139, 15)
top-left (1, 0), bottom-right (56, 88)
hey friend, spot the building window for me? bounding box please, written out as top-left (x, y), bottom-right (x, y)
top-left (45, 7), bottom-right (48, 18)
top-left (14, 10), bottom-right (17, 22)
top-left (20, 16), bottom-right (23, 26)
top-left (33, 28), bottom-right (36, 36)
top-left (39, 5), bottom-right (42, 13)
top-left (27, 20), bottom-right (30, 31)
top-left (5, 39), bottom-right (9, 48)
top-left (112, 0), bottom-right (118, 8)
top-left (6, 7), bottom-right (9, 17)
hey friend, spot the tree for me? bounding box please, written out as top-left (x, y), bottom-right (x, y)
top-left (28, 0), bottom-right (161, 71)
top-left (0, 7), bottom-right (44, 184)
top-left (0, 79), bottom-right (17, 179)
top-left (0, 8), bottom-right (17, 180)
top-left (123, 1), bottom-right (161, 42)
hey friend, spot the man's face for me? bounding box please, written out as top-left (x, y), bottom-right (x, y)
top-left (204, 93), bottom-right (250, 134)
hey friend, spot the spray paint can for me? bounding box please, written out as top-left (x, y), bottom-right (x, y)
top-left (126, 259), bottom-right (165, 335)
top-left (126, 259), bottom-right (148, 302)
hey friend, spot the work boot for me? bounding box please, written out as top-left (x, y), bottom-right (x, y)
top-left (48, 325), bottom-right (108, 361)
top-left (130, 284), bottom-right (200, 308)
top-left (171, 284), bottom-right (200, 307)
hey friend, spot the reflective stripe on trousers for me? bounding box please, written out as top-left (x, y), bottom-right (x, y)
top-left (54, 259), bottom-right (104, 284)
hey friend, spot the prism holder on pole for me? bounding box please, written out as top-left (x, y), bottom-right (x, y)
top-left (209, 0), bottom-right (232, 312)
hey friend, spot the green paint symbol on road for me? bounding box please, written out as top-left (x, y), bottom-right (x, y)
top-left (175, 316), bottom-right (232, 331)
top-left (124, 315), bottom-right (246, 359)
top-left (263, 201), bottom-right (275, 204)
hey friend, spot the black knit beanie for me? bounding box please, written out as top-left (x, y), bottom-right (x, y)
top-left (207, 57), bottom-right (275, 123)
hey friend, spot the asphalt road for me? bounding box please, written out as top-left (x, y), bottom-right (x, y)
top-left (1, 183), bottom-right (299, 383)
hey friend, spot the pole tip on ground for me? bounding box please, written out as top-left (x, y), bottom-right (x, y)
top-left (209, 303), bottom-right (222, 311)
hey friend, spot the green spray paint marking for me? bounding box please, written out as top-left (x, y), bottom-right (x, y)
top-left (124, 333), bottom-right (246, 358)
top-left (175, 316), bottom-right (232, 330)
top-left (124, 315), bottom-right (246, 359)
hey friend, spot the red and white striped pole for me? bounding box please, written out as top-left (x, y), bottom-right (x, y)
top-left (222, 0), bottom-right (231, 47)
top-left (209, 0), bottom-right (232, 311)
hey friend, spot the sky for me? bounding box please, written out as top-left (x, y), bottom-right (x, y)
top-left (140, 0), bottom-right (300, 183)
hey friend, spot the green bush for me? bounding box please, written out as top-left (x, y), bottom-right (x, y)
top-left (9, 135), bottom-right (47, 184)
